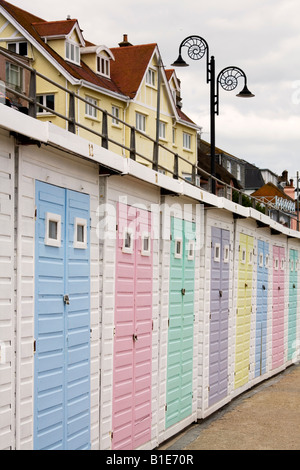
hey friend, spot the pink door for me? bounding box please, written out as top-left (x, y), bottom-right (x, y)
top-left (272, 246), bottom-right (285, 369)
top-left (112, 203), bottom-right (152, 450)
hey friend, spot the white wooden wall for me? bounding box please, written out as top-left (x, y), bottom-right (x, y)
top-left (0, 129), bottom-right (15, 450)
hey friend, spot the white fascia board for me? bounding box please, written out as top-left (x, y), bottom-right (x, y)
top-left (67, 22), bottom-right (85, 47)
top-left (0, 6), bottom-right (81, 86)
top-left (177, 117), bottom-right (202, 132)
top-left (80, 80), bottom-right (129, 102)
top-left (0, 103), bottom-right (49, 142)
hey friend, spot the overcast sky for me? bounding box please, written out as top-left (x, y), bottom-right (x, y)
top-left (9, 0), bottom-right (300, 181)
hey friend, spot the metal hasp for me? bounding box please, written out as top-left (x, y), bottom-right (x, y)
top-left (172, 35), bottom-right (254, 195)
top-left (63, 294), bottom-right (70, 305)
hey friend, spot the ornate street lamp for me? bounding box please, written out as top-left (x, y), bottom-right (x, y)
top-left (172, 35), bottom-right (254, 194)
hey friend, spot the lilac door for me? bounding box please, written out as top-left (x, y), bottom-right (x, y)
top-left (272, 246), bottom-right (285, 369)
top-left (112, 203), bottom-right (152, 450)
top-left (209, 227), bottom-right (230, 406)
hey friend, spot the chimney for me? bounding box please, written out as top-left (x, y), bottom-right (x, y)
top-left (119, 34), bottom-right (133, 47)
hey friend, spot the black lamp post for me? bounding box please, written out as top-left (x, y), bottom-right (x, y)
top-left (172, 36), bottom-right (254, 195)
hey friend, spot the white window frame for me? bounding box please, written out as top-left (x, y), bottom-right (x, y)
top-left (275, 257), bottom-right (279, 271)
top-left (141, 232), bottom-right (151, 256)
top-left (281, 258), bottom-right (285, 271)
top-left (174, 238), bottom-right (183, 259)
top-left (265, 254), bottom-right (269, 268)
top-left (37, 94), bottom-right (55, 115)
top-left (146, 68), bottom-right (155, 87)
top-left (74, 217), bottom-right (87, 249)
top-left (224, 245), bottom-right (230, 264)
top-left (172, 128), bottom-right (176, 146)
top-left (112, 106), bottom-right (120, 126)
top-left (136, 112), bottom-right (146, 132)
top-left (159, 121), bottom-right (166, 140)
top-left (188, 239), bottom-right (195, 261)
top-left (5, 62), bottom-right (23, 90)
top-left (7, 41), bottom-right (28, 56)
top-left (227, 160), bottom-right (232, 173)
top-left (66, 40), bottom-right (80, 65)
top-left (241, 248), bottom-right (246, 264)
top-left (45, 212), bottom-right (61, 247)
top-left (214, 243), bottom-right (221, 263)
top-left (97, 55), bottom-right (110, 77)
top-left (183, 132), bottom-right (191, 150)
top-left (259, 252), bottom-right (264, 268)
top-left (122, 227), bottom-right (134, 254)
top-left (237, 164), bottom-right (241, 181)
top-left (85, 96), bottom-right (97, 119)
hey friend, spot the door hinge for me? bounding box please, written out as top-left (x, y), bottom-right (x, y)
top-left (33, 339), bottom-right (36, 354)
top-left (168, 318), bottom-right (170, 328)
top-left (113, 326), bottom-right (116, 336)
top-left (110, 431), bottom-right (113, 440)
top-left (34, 207), bottom-right (37, 220)
top-left (152, 320), bottom-right (154, 330)
top-left (165, 404), bottom-right (167, 411)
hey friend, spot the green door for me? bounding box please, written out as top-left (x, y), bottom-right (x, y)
top-left (166, 217), bottom-right (196, 429)
top-left (288, 249), bottom-right (298, 361)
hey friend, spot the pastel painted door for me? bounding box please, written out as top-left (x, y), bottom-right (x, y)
top-left (209, 227), bottom-right (230, 406)
top-left (34, 181), bottom-right (90, 450)
top-left (112, 203), bottom-right (153, 450)
top-left (234, 234), bottom-right (254, 389)
top-left (272, 246), bottom-right (285, 369)
top-left (166, 217), bottom-right (196, 429)
top-left (288, 249), bottom-right (298, 361)
top-left (255, 240), bottom-right (269, 377)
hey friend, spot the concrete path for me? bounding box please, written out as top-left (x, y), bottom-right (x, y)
top-left (159, 364), bottom-right (300, 450)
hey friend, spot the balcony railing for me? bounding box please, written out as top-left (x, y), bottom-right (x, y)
top-left (0, 46), bottom-right (299, 231)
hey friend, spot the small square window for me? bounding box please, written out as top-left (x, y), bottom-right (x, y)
top-left (174, 238), bottom-right (182, 259)
top-left (224, 245), bottom-right (230, 263)
top-left (188, 239), bottom-right (195, 261)
top-left (122, 227), bottom-right (134, 254)
top-left (265, 254), bottom-right (269, 268)
top-left (214, 243), bottom-right (220, 262)
top-left (74, 217), bottom-right (87, 249)
top-left (45, 212), bottom-right (61, 247)
top-left (141, 232), bottom-right (151, 256)
top-left (241, 248), bottom-right (246, 264)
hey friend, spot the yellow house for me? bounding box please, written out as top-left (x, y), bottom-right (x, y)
top-left (0, 0), bottom-right (200, 178)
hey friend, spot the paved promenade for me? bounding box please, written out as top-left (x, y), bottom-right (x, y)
top-left (159, 364), bottom-right (300, 450)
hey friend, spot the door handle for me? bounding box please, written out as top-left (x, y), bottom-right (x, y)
top-left (133, 334), bottom-right (138, 342)
top-left (219, 290), bottom-right (223, 298)
top-left (262, 285), bottom-right (266, 290)
top-left (181, 288), bottom-right (186, 296)
top-left (64, 294), bottom-right (70, 305)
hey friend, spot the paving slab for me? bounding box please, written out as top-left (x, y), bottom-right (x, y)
top-left (159, 364), bottom-right (300, 451)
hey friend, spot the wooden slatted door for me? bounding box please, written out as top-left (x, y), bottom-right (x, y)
top-left (234, 234), bottom-right (254, 389)
top-left (166, 217), bottom-right (196, 429)
top-left (255, 240), bottom-right (269, 377)
top-left (209, 227), bottom-right (230, 406)
top-left (112, 203), bottom-right (152, 450)
top-left (288, 249), bottom-right (298, 361)
top-left (272, 246), bottom-right (285, 369)
top-left (34, 181), bottom-right (90, 450)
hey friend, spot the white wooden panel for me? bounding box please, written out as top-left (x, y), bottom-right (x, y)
top-left (0, 130), bottom-right (15, 450)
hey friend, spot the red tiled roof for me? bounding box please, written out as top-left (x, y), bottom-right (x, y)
top-left (110, 44), bottom-right (156, 99)
top-left (251, 182), bottom-right (294, 201)
top-left (32, 19), bottom-right (78, 38)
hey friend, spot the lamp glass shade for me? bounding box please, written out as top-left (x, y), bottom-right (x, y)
top-left (171, 54), bottom-right (189, 67)
top-left (236, 85), bottom-right (255, 98)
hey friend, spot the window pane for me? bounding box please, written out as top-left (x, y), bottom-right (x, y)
top-left (77, 224), bottom-right (85, 243)
top-left (19, 42), bottom-right (28, 56)
top-left (49, 220), bottom-right (58, 240)
top-left (7, 43), bottom-right (16, 53)
top-left (46, 94), bottom-right (55, 111)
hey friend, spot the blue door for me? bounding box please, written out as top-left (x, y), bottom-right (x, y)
top-left (34, 181), bottom-right (90, 450)
top-left (255, 240), bottom-right (269, 377)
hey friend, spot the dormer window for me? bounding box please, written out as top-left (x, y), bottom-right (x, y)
top-left (97, 55), bottom-right (110, 77)
top-left (66, 40), bottom-right (80, 64)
